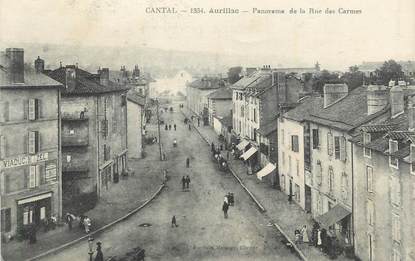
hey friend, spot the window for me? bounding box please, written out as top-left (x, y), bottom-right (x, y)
top-left (316, 160), bottom-right (322, 185)
top-left (104, 145), bottom-right (111, 161)
top-left (391, 176), bottom-right (401, 206)
top-left (29, 165), bottom-right (40, 188)
top-left (366, 166), bottom-right (373, 192)
top-left (389, 139), bottom-right (399, 168)
top-left (240, 106), bottom-right (244, 117)
top-left (363, 132), bottom-right (372, 157)
top-left (0, 101), bottom-right (9, 122)
top-left (66, 155), bottom-right (72, 162)
top-left (23, 206), bottom-right (34, 225)
top-left (291, 135), bottom-right (299, 152)
top-left (340, 136), bottom-right (346, 161)
top-left (328, 166), bottom-right (334, 192)
top-left (40, 206), bottom-right (46, 220)
top-left (69, 129), bottom-right (75, 135)
top-left (367, 200), bottom-right (374, 226)
top-left (1, 208), bottom-right (11, 232)
top-left (28, 131), bottom-right (39, 155)
top-left (327, 132), bottom-right (333, 156)
top-left (312, 129), bottom-right (319, 149)
top-left (253, 108), bottom-right (257, 123)
top-left (392, 213), bottom-right (400, 242)
top-left (121, 94), bottom-right (127, 106)
top-left (101, 120), bottom-right (108, 138)
top-left (288, 155), bottom-right (292, 175)
top-left (0, 135), bottom-right (6, 159)
top-left (28, 98), bottom-right (39, 120)
top-left (334, 136), bottom-right (341, 159)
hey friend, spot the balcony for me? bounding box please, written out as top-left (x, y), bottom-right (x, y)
top-left (62, 135), bottom-right (89, 147)
top-left (62, 111), bottom-right (89, 121)
top-left (62, 160), bottom-right (89, 173)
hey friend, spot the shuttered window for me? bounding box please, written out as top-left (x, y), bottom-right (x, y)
top-left (367, 200), bottom-right (374, 226)
top-left (29, 165), bottom-right (37, 188)
top-left (363, 132), bottom-right (372, 157)
top-left (392, 213), bottom-right (400, 242)
top-left (28, 98), bottom-right (39, 120)
top-left (340, 136), bottom-right (346, 161)
top-left (316, 160), bottom-right (322, 185)
top-left (334, 136), bottom-right (341, 159)
top-left (312, 129), bottom-right (319, 149)
top-left (0, 135), bottom-right (6, 159)
top-left (327, 132), bottom-right (333, 156)
top-left (101, 120), bottom-right (108, 138)
top-left (328, 166), bottom-right (334, 192)
top-left (366, 166), bottom-right (373, 192)
top-left (391, 175), bottom-right (401, 206)
top-left (389, 139), bottom-right (399, 168)
top-left (291, 135), bottom-right (299, 152)
top-left (28, 131), bottom-right (39, 154)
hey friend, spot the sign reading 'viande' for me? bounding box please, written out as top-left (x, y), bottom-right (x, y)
top-left (1, 153), bottom-right (49, 169)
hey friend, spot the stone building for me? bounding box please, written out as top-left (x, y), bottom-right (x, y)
top-left (207, 87), bottom-right (232, 126)
top-left (351, 83), bottom-right (415, 261)
top-left (0, 48), bottom-right (63, 239)
top-left (126, 90), bottom-right (145, 159)
top-left (47, 65), bottom-right (129, 213)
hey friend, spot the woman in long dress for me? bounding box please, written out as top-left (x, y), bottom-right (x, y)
top-left (301, 225), bottom-right (310, 243)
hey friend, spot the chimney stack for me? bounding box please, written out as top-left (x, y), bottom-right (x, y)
top-left (367, 85), bottom-right (388, 115)
top-left (100, 68), bottom-right (109, 86)
top-left (390, 83), bottom-right (404, 117)
top-left (34, 56), bottom-right (45, 73)
top-left (323, 83), bottom-right (348, 108)
top-left (65, 65), bottom-right (77, 91)
top-left (6, 48), bottom-right (24, 84)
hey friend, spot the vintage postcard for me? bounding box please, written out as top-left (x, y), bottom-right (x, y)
top-left (0, 0), bottom-right (414, 260)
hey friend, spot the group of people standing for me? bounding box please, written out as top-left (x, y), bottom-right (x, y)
top-left (181, 175), bottom-right (191, 190)
top-left (165, 123), bottom-right (177, 131)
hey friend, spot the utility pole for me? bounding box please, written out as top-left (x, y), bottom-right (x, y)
top-left (156, 99), bottom-right (162, 161)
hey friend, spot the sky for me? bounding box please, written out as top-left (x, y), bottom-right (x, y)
top-left (0, 0), bottom-right (414, 70)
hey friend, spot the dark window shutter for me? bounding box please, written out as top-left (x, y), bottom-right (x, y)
top-left (23, 99), bottom-right (29, 120)
top-left (23, 167), bottom-right (28, 189)
top-left (39, 163), bottom-right (45, 185)
top-left (4, 101), bottom-right (9, 121)
top-left (36, 99), bottom-right (42, 119)
top-left (23, 132), bottom-right (28, 154)
top-left (5, 174), bottom-right (10, 193)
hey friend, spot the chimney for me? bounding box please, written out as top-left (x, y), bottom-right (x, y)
top-left (390, 83), bottom-right (404, 117)
top-left (34, 56), bottom-right (45, 73)
top-left (408, 96), bottom-right (415, 130)
top-left (323, 83), bottom-right (348, 108)
top-left (367, 85), bottom-right (388, 115)
top-left (65, 65), bottom-right (77, 91)
top-left (6, 48), bottom-right (24, 84)
top-left (100, 68), bottom-right (109, 86)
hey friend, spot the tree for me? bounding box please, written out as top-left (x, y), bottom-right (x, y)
top-left (312, 70), bottom-right (342, 94)
top-left (342, 65), bottom-right (363, 91)
top-left (227, 66), bottom-right (243, 84)
top-left (375, 60), bottom-right (404, 85)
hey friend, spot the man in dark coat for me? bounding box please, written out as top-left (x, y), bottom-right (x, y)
top-left (169, 124), bottom-right (171, 130)
top-left (186, 157), bottom-right (190, 168)
top-left (222, 202), bottom-right (229, 218)
top-left (174, 124), bottom-right (177, 131)
top-left (188, 124), bottom-right (191, 131)
top-left (186, 175), bottom-right (190, 189)
top-left (181, 176), bottom-right (186, 191)
top-left (165, 124), bottom-right (168, 130)
top-left (171, 216), bottom-right (178, 227)
top-left (94, 242), bottom-right (104, 261)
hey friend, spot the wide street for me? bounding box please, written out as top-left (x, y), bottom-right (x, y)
top-left (40, 102), bottom-right (299, 261)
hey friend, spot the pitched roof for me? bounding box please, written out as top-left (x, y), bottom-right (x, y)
top-left (231, 70), bottom-right (270, 90)
top-left (127, 90), bottom-right (145, 106)
top-left (0, 68), bottom-right (62, 88)
top-left (188, 77), bottom-right (225, 90)
top-left (283, 96), bottom-right (323, 122)
top-left (258, 120), bottom-right (278, 136)
top-left (207, 87), bottom-right (232, 99)
top-left (47, 66), bottom-right (129, 95)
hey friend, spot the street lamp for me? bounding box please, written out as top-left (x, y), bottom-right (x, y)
top-left (88, 236), bottom-right (94, 261)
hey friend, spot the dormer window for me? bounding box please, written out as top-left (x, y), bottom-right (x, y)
top-left (363, 132), bottom-right (371, 158)
top-left (389, 139), bottom-right (399, 168)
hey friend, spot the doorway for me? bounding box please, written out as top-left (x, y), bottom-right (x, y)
top-left (305, 185), bottom-right (312, 213)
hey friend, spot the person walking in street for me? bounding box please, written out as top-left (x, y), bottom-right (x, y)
top-left (222, 201), bottom-right (229, 218)
top-left (94, 242), bottom-right (104, 261)
top-left (197, 118), bottom-right (200, 126)
top-left (301, 225), bottom-right (310, 244)
top-left (174, 124), bottom-right (177, 131)
top-left (65, 213), bottom-right (74, 230)
top-left (186, 157), bottom-right (190, 168)
top-left (186, 175), bottom-right (190, 189)
top-left (211, 142), bottom-right (215, 152)
top-left (165, 124), bottom-right (168, 130)
top-left (171, 215), bottom-right (178, 227)
top-left (169, 124), bottom-right (171, 130)
top-left (224, 195), bottom-right (229, 205)
top-left (317, 228), bottom-right (322, 251)
top-left (181, 176), bottom-right (186, 191)
top-left (188, 124), bottom-right (191, 131)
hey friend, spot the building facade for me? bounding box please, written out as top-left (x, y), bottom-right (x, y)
top-left (207, 87), bottom-right (232, 126)
top-left (0, 48), bottom-right (63, 239)
top-left (47, 65), bottom-right (129, 213)
top-left (127, 90), bottom-right (145, 159)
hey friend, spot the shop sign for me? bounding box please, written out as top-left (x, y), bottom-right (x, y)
top-left (45, 163), bottom-right (57, 182)
top-left (1, 153), bottom-right (49, 169)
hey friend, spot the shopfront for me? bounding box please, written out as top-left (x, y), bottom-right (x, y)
top-left (16, 192), bottom-right (52, 233)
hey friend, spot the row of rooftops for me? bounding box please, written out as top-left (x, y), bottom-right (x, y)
top-left (0, 48), bottom-right (149, 98)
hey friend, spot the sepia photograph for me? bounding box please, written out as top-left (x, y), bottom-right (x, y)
top-left (0, 0), bottom-right (414, 260)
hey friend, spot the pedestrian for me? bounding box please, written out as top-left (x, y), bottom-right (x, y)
top-left (220, 144), bottom-right (223, 151)
top-left (188, 124), bottom-right (191, 131)
top-left (186, 157), bottom-right (190, 168)
top-left (174, 124), bottom-right (177, 131)
top-left (163, 153), bottom-right (166, 161)
top-left (317, 228), bottom-right (322, 251)
top-left (171, 215), bottom-right (178, 227)
top-left (222, 202), bottom-right (229, 218)
top-left (94, 242), bottom-right (104, 261)
top-left (186, 175), bottom-right (190, 189)
top-left (301, 225), bottom-right (310, 243)
top-left (224, 195), bottom-right (229, 205)
top-left (211, 142), bottom-right (215, 152)
top-left (84, 216), bottom-right (91, 234)
top-left (181, 176), bottom-right (186, 191)
top-left (165, 124), bottom-right (168, 130)
top-left (169, 124), bottom-right (171, 130)
top-left (66, 213), bottom-right (74, 230)
top-left (197, 118), bottom-right (200, 126)
top-left (312, 222), bottom-right (320, 246)
top-left (288, 194), bottom-right (293, 204)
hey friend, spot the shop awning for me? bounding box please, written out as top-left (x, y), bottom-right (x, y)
top-left (236, 140), bottom-right (249, 151)
top-left (315, 204), bottom-right (351, 228)
top-left (240, 147), bottom-right (257, 161)
top-left (256, 163), bottom-right (276, 180)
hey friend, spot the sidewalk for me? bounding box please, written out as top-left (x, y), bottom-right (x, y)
top-left (1, 124), bottom-right (164, 261)
top-left (182, 107), bottom-right (349, 261)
